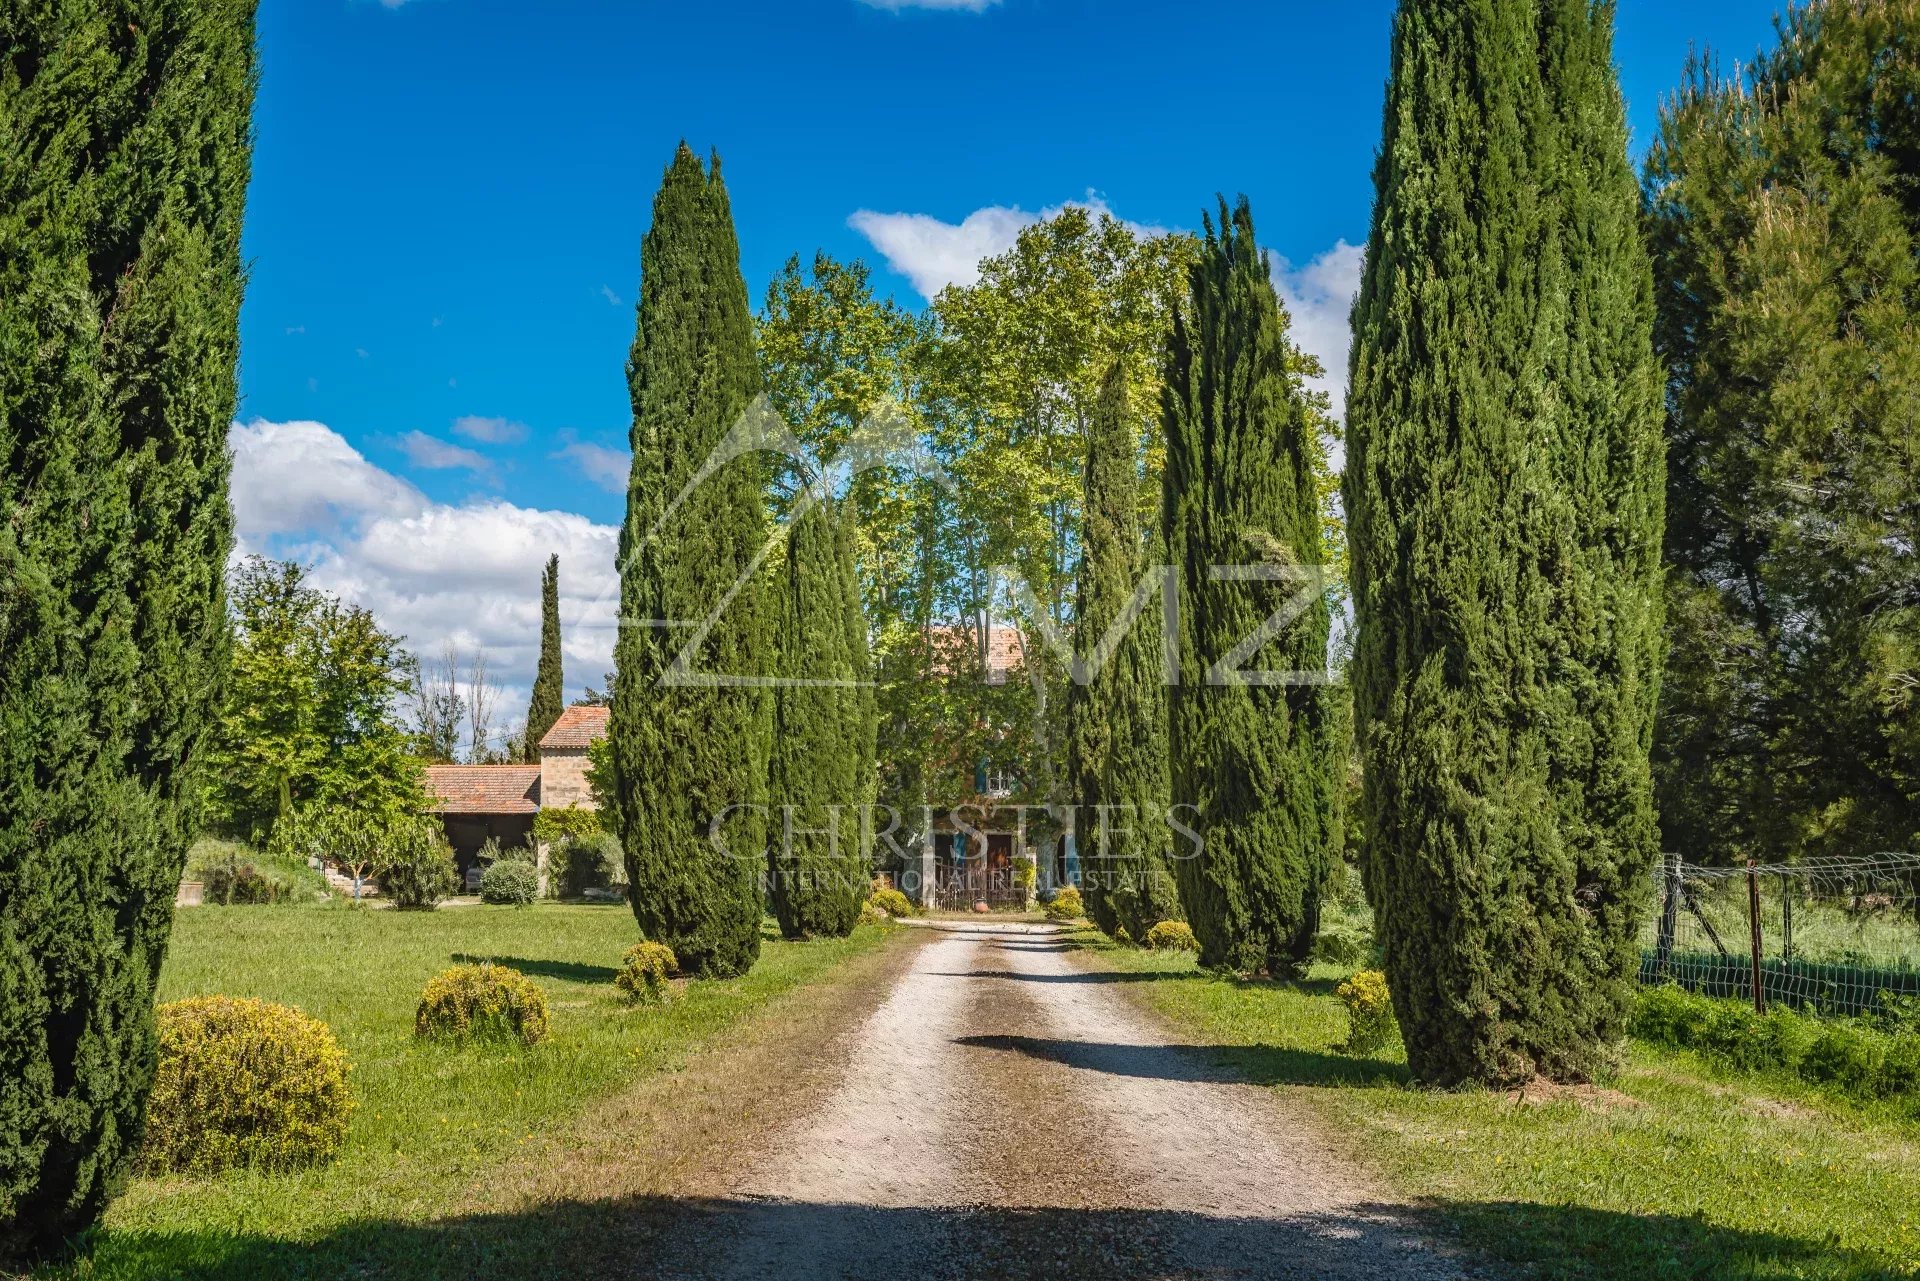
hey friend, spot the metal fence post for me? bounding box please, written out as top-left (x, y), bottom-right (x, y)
top-left (1746, 859), bottom-right (1768, 1015)
top-left (1654, 853), bottom-right (1680, 980)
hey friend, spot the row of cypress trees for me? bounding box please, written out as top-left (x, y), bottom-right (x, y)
top-left (609, 146), bottom-right (877, 974)
top-left (0, 1), bottom-right (259, 1262)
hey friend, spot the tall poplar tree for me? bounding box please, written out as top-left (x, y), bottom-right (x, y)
top-left (1067, 364), bottom-right (1178, 938)
top-left (768, 490), bottom-right (876, 938)
top-left (0, 1), bottom-right (256, 1260)
top-left (524, 554), bottom-right (564, 759)
top-left (1346, 0), bottom-right (1664, 1085)
top-left (610, 145), bottom-right (771, 978)
top-left (1162, 200), bottom-right (1339, 975)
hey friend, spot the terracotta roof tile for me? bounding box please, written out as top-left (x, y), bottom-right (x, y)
top-left (425, 765), bottom-right (541, 815)
top-left (538, 704), bottom-right (610, 751)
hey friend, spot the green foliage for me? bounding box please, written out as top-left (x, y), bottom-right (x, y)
top-left (480, 860), bottom-right (539, 907)
top-left (610, 146), bottom-right (770, 979)
top-left (1066, 363), bottom-right (1179, 940)
top-left (767, 488), bottom-right (875, 940)
top-left (552, 830), bottom-right (625, 899)
top-left (523, 556), bottom-right (565, 761)
top-left (1647, 7), bottom-right (1920, 866)
top-left (1346, 0), bottom-right (1664, 1084)
top-left (415, 964), bottom-right (550, 1047)
top-left (531, 805), bottom-right (601, 846)
top-left (374, 816), bottom-right (460, 911)
top-left (614, 941), bottom-right (681, 1005)
top-left (141, 997), bottom-right (353, 1176)
top-left (201, 856), bottom-right (283, 905)
top-left (205, 558), bottom-right (426, 838)
top-left (0, 1), bottom-right (257, 1260)
top-left (1162, 199), bottom-right (1340, 977)
top-left (1044, 885), bottom-right (1085, 922)
top-left (1336, 970), bottom-right (1399, 1057)
top-left (866, 886), bottom-right (915, 919)
top-left (1144, 920), bottom-right (1199, 953)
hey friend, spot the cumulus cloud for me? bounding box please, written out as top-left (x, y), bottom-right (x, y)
top-left (450, 414), bottom-right (529, 444)
top-left (398, 430), bottom-right (493, 474)
top-left (230, 419), bottom-right (620, 710)
top-left (849, 194), bottom-right (1168, 299)
top-left (599, 284), bottom-right (622, 307)
top-left (555, 441), bottom-right (631, 493)
top-left (1268, 240), bottom-right (1364, 423)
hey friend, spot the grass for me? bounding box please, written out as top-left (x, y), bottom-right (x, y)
top-left (1071, 927), bottom-right (1920, 1281)
top-left (45, 902), bottom-right (895, 1280)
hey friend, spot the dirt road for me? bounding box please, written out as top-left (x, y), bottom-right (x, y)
top-left (642, 920), bottom-right (1472, 1280)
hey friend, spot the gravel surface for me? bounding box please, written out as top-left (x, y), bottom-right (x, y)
top-left (647, 920), bottom-right (1475, 1280)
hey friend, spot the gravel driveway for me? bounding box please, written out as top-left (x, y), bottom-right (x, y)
top-left (645, 920), bottom-right (1474, 1280)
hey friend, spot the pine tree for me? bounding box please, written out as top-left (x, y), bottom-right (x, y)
top-left (1161, 200), bottom-right (1339, 976)
top-left (1067, 364), bottom-right (1178, 939)
top-left (609, 145), bottom-right (771, 978)
top-left (1346, 0), bottom-right (1663, 1085)
top-left (768, 489), bottom-right (876, 938)
top-left (524, 555), bottom-right (565, 760)
top-left (0, 1), bottom-right (256, 1260)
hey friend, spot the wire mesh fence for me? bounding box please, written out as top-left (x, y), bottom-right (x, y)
top-left (1640, 853), bottom-right (1920, 1016)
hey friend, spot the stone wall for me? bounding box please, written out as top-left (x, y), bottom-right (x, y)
top-left (539, 748), bottom-right (595, 811)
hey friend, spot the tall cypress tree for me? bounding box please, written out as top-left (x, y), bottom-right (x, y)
top-left (768, 489), bottom-right (875, 939)
top-left (1068, 363), bottom-right (1178, 939)
top-left (0, 2), bottom-right (255, 1260)
top-left (1162, 200), bottom-right (1338, 976)
top-left (524, 554), bottom-right (564, 760)
top-left (610, 145), bottom-right (771, 978)
top-left (1346, 0), bottom-right (1663, 1085)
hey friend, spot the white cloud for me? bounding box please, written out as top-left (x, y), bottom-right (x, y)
top-left (398, 430), bottom-right (493, 475)
top-left (230, 419), bottom-right (620, 709)
top-left (1267, 240), bottom-right (1364, 423)
top-left (555, 441), bottom-right (630, 493)
top-left (859, 0), bottom-right (1001, 9)
top-left (849, 194), bottom-right (1168, 299)
top-left (450, 414), bottom-right (529, 444)
top-left (599, 284), bottom-right (622, 307)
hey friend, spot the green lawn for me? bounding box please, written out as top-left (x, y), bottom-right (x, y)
top-left (1070, 929), bottom-right (1920, 1281)
top-left (48, 903), bottom-right (893, 1281)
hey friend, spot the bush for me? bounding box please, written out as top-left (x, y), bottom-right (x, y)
top-left (867, 886), bottom-right (915, 919)
top-left (1868, 991), bottom-right (1920, 1036)
top-left (142, 996), bottom-right (354, 1176)
top-left (858, 900), bottom-right (888, 927)
top-left (555, 830), bottom-right (624, 899)
top-left (378, 816), bottom-right (461, 910)
top-left (1632, 983), bottom-right (1713, 1047)
top-left (614, 941), bottom-right (680, 1005)
top-left (1802, 1024), bottom-right (1884, 1094)
top-left (202, 855), bottom-right (281, 905)
top-left (1113, 925), bottom-right (1133, 947)
top-left (1044, 885), bottom-right (1084, 921)
top-left (1878, 1035), bottom-right (1920, 1097)
top-left (1144, 920), bottom-right (1199, 952)
top-left (1310, 921), bottom-right (1373, 968)
top-left (1336, 969), bottom-right (1399, 1057)
top-left (415, 963), bottom-right (550, 1046)
top-left (480, 858), bottom-right (539, 907)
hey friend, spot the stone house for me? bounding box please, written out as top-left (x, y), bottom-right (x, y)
top-left (424, 704), bottom-right (609, 884)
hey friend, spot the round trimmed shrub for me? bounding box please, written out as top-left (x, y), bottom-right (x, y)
top-left (142, 996), bottom-right (354, 1176)
top-left (415, 963), bottom-right (550, 1046)
top-left (858, 900), bottom-right (888, 927)
top-left (1144, 920), bottom-right (1199, 953)
top-left (1336, 969), bottom-right (1399, 1057)
top-left (615, 941), bottom-right (680, 1005)
top-left (202, 856), bottom-right (281, 905)
top-left (867, 887), bottom-right (915, 919)
top-left (1044, 885), bottom-right (1084, 921)
top-left (480, 858), bottom-right (538, 907)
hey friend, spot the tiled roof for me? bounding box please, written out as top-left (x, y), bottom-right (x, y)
top-left (424, 765), bottom-right (541, 815)
top-left (538, 704), bottom-right (610, 751)
top-left (925, 625), bottom-right (1026, 684)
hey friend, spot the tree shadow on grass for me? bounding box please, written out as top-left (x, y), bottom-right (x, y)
top-left (451, 954), bottom-right (619, 985)
top-left (953, 1033), bottom-right (1407, 1087)
top-left (53, 1194), bottom-right (1901, 1281)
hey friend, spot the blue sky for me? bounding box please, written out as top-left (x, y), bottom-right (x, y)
top-left (232, 0), bottom-right (1780, 733)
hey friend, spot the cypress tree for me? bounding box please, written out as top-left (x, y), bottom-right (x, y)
top-left (0, 1), bottom-right (256, 1259)
top-left (610, 145), bottom-right (771, 978)
top-left (1345, 0), bottom-right (1663, 1085)
top-left (767, 489), bottom-right (875, 938)
top-left (1161, 200), bottom-right (1339, 975)
top-left (524, 554), bottom-right (564, 760)
top-left (1067, 363), bottom-right (1178, 939)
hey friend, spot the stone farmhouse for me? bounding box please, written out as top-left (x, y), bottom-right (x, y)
top-left (424, 703), bottom-right (607, 884)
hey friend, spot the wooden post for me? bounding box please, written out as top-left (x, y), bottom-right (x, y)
top-left (1654, 854), bottom-right (1680, 980)
top-left (1746, 859), bottom-right (1768, 1015)
top-left (1780, 874), bottom-right (1794, 961)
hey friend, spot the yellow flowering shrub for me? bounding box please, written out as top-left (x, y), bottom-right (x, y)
top-left (867, 887), bottom-right (915, 919)
top-left (1144, 920), bottom-right (1199, 953)
top-left (614, 941), bottom-right (680, 1005)
top-left (1044, 885), bottom-right (1084, 921)
top-left (415, 962), bottom-right (550, 1046)
top-left (142, 996), bottom-right (354, 1176)
top-left (1336, 968), bottom-right (1398, 1056)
